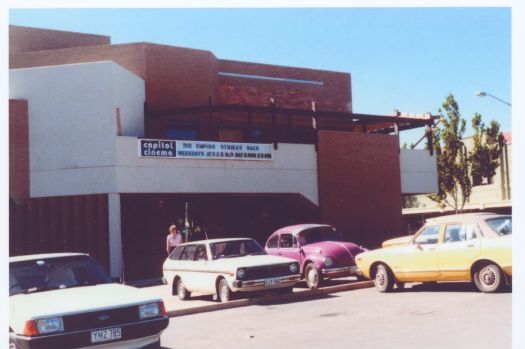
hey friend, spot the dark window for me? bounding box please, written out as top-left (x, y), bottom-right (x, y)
top-left (279, 234), bottom-right (296, 248)
top-left (9, 255), bottom-right (112, 296)
top-left (299, 226), bottom-right (342, 245)
top-left (166, 120), bottom-right (198, 140)
top-left (486, 217), bottom-right (512, 235)
top-left (210, 239), bottom-right (265, 259)
top-left (169, 245), bottom-right (185, 260)
top-left (414, 225), bottom-right (440, 245)
top-left (194, 245), bottom-right (208, 261)
top-left (266, 235), bottom-right (279, 249)
top-left (180, 245), bottom-right (198, 261)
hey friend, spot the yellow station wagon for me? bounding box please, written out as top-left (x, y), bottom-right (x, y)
top-left (355, 213), bottom-right (512, 293)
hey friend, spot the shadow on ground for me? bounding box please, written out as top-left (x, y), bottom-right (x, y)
top-left (394, 282), bottom-right (512, 293)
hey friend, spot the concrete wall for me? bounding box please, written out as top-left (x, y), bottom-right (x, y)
top-left (115, 138), bottom-right (319, 205)
top-left (9, 61), bottom-right (145, 197)
top-left (400, 149), bottom-right (438, 194)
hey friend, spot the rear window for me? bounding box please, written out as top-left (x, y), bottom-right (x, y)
top-left (485, 217), bottom-right (512, 235)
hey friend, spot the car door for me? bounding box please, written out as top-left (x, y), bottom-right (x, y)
top-left (395, 224), bottom-right (442, 281)
top-left (178, 244), bottom-right (198, 291)
top-left (438, 223), bottom-right (481, 281)
top-left (189, 244), bottom-right (214, 293)
top-left (278, 233), bottom-right (302, 263)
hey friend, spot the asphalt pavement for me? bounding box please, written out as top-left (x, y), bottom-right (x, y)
top-left (159, 282), bottom-right (512, 349)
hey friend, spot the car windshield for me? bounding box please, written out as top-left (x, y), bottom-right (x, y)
top-left (9, 255), bottom-right (113, 296)
top-left (210, 239), bottom-right (266, 259)
top-left (299, 226), bottom-right (342, 245)
top-left (485, 217), bottom-right (512, 235)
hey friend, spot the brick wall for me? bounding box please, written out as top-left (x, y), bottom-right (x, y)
top-left (144, 44), bottom-right (218, 109)
top-left (10, 25), bottom-right (110, 54)
top-left (9, 99), bottom-right (29, 199)
top-left (317, 130), bottom-right (402, 248)
top-left (218, 60), bottom-right (351, 112)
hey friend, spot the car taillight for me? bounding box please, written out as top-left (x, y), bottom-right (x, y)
top-left (160, 301), bottom-right (166, 316)
top-left (23, 320), bottom-right (39, 337)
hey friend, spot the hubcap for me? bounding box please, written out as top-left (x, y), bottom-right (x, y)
top-left (220, 285), bottom-right (229, 301)
top-left (307, 268), bottom-right (317, 285)
top-left (376, 269), bottom-right (385, 287)
top-left (480, 267), bottom-right (496, 286)
top-left (177, 281), bottom-right (185, 297)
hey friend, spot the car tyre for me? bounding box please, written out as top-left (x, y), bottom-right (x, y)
top-left (305, 263), bottom-right (323, 289)
top-left (218, 278), bottom-right (232, 302)
top-left (374, 264), bottom-right (394, 292)
top-left (176, 278), bottom-right (190, 300)
top-left (474, 263), bottom-right (502, 293)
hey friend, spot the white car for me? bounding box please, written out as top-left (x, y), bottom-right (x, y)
top-left (9, 253), bottom-right (169, 349)
top-left (162, 238), bottom-right (301, 302)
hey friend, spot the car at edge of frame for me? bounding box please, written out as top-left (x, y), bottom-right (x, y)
top-left (265, 224), bottom-right (369, 289)
top-left (9, 252), bottom-right (169, 349)
top-left (162, 238), bottom-right (301, 302)
top-left (355, 213), bottom-right (512, 293)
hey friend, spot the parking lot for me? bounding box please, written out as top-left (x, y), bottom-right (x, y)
top-left (158, 282), bottom-right (511, 349)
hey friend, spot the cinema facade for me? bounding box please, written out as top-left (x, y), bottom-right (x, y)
top-left (9, 25), bottom-right (438, 281)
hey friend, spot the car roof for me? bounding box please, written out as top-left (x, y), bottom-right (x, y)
top-left (425, 212), bottom-right (509, 224)
top-left (9, 252), bottom-right (87, 263)
top-left (179, 238), bottom-right (256, 245)
top-left (271, 224), bottom-right (333, 236)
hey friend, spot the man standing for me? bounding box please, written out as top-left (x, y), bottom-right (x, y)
top-left (166, 224), bottom-right (182, 255)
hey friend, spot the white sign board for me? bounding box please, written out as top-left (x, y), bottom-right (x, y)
top-left (138, 139), bottom-right (273, 161)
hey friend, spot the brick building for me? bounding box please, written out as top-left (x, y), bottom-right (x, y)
top-left (9, 25), bottom-right (438, 280)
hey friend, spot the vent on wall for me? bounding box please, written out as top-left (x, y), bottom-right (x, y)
top-left (218, 72), bottom-right (324, 86)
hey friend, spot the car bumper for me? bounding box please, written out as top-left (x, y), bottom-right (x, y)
top-left (232, 274), bottom-right (301, 291)
top-left (321, 265), bottom-right (361, 277)
top-left (10, 316), bottom-right (169, 349)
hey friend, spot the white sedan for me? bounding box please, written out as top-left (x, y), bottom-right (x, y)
top-left (9, 253), bottom-right (169, 349)
top-left (162, 238), bottom-right (301, 302)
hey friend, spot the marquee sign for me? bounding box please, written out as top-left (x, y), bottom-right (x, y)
top-left (138, 139), bottom-right (273, 161)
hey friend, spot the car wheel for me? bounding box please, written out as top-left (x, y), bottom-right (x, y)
top-left (305, 263), bottom-right (323, 289)
top-left (176, 278), bottom-right (190, 300)
top-left (218, 278), bottom-right (232, 302)
top-left (474, 263), bottom-right (502, 293)
top-left (374, 264), bottom-right (394, 292)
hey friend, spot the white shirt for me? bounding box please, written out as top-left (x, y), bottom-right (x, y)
top-left (167, 233), bottom-right (182, 247)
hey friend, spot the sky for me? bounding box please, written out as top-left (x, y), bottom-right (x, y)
top-left (7, 7), bottom-right (513, 146)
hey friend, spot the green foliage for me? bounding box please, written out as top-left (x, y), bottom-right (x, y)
top-left (427, 94), bottom-right (504, 213)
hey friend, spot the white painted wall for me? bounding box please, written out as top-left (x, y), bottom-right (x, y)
top-left (9, 61), bottom-right (145, 197)
top-left (115, 138), bottom-right (319, 204)
top-left (400, 149), bottom-right (438, 194)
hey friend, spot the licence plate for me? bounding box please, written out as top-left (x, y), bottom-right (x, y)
top-left (91, 328), bottom-right (122, 343)
top-left (265, 278), bottom-right (280, 286)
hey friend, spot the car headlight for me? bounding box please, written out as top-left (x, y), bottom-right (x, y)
top-left (324, 257), bottom-right (334, 267)
top-left (35, 317), bottom-right (64, 334)
top-left (290, 263), bottom-right (298, 273)
top-left (237, 268), bottom-right (246, 279)
top-left (139, 303), bottom-right (161, 320)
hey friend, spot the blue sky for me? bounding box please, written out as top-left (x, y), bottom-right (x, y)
top-left (9, 7), bottom-right (512, 145)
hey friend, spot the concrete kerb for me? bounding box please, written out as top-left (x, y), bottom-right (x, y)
top-left (166, 280), bottom-right (374, 317)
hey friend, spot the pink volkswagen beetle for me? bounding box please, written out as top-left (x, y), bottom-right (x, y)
top-left (265, 224), bottom-right (368, 289)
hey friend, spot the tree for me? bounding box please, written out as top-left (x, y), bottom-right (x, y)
top-left (470, 114), bottom-right (505, 186)
top-left (428, 94), bottom-right (471, 212)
